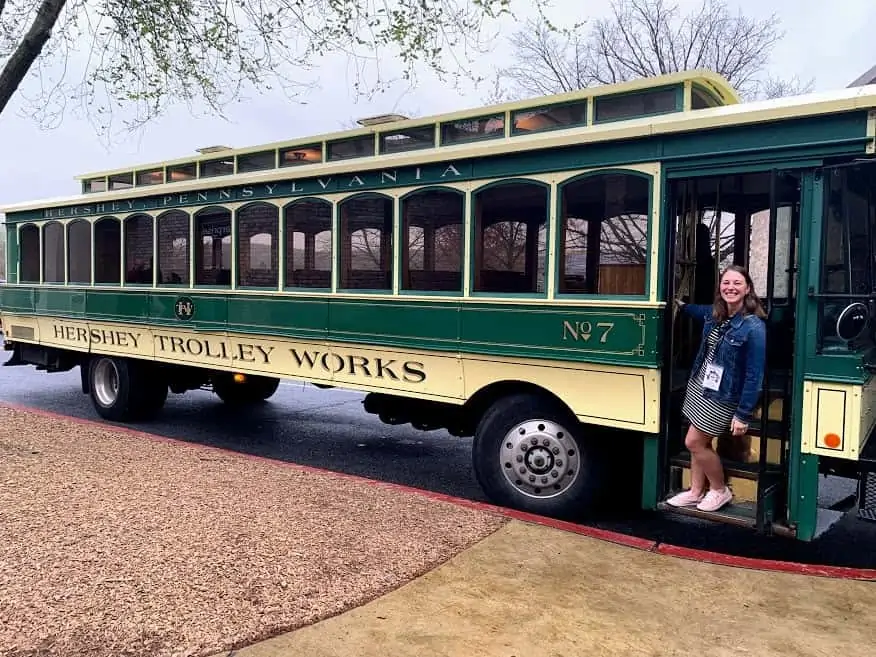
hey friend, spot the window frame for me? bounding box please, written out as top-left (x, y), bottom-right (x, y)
top-left (379, 126), bottom-right (436, 154)
top-left (553, 168), bottom-right (653, 301)
top-left (592, 85), bottom-right (682, 125)
top-left (66, 218), bottom-right (93, 286)
top-left (469, 177), bottom-right (551, 299)
top-left (327, 135), bottom-right (376, 162)
top-left (93, 216), bottom-right (122, 287)
top-left (123, 213), bottom-right (156, 287)
top-left (690, 84), bottom-right (723, 110)
top-left (156, 209), bottom-right (191, 288)
top-left (815, 162), bottom-right (876, 355)
top-left (282, 197), bottom-right (334, 292)
top-left (42, 220), bottom-right (66, 285)
top-left (193, 205), bottom-right (233, 289)
top-left (18, 222), bottom-right (41, 284)
top-left (236, 201), bottom-right (280, 290)
top-left (336, 192), bottom-right (395, 294)
top-left (238, 149), bottom-right (277, 173)
top-left (399, 185), bottom-right (465, 297)
top-left (440, 113), bottom-right (506, 146)
top-left (510, 99), bottom-right (589, 136)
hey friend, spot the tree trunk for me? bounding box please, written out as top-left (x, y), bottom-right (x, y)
top-left (0, 0), bottom-right (68, 116)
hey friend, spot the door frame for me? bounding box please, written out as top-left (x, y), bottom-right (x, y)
top-left (656, 161), bottom-right (811, 525)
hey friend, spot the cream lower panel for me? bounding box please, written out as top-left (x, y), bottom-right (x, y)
top-left (801, 379), bottom-right (876, 460)
top-left (3, 316), bottom-right (40, 343)
top-left (5, 315), bottom-right (658, 432)
top-left (463, 355), bottom-right (659, 432)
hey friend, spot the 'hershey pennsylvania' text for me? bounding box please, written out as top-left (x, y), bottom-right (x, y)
top-left (39, 162), bottom-right (468, 219)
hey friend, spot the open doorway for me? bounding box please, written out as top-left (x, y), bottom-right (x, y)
top-left (664, 169), bottom-right (800, 519)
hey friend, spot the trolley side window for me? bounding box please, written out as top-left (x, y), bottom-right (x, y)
top-left (819, 164), bottom-right (876, 351)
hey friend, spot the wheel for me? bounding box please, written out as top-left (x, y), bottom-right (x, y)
top-left (212, 374), bottom-right (280, 404)
top-left (88, 356), bottom-right (167, 422)
top-left (88, 356), bottom-right (136, 421)
top-left (472, 393), bottom-right (605, 519)
top-left (249, 376), bottom-right (280, 401)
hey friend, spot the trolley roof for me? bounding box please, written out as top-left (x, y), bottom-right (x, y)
top-left (69, 70), bottom-right (736, 183)
top-left (4, 69), bottom-right (876, 215)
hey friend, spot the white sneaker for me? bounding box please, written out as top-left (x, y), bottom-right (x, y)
top-left (696, 487), bottom-right (733, 512)
top-left (665, 489), bottom-right (704, 507)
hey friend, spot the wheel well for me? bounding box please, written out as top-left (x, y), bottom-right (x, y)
top-left (463, 380), bottom-right (578, 430)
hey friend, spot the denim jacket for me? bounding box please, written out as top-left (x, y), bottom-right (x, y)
top-left (681, 303), bottom-right (766, 424)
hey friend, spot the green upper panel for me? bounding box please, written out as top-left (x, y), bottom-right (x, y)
top-left (0, 287), bottom-right (662, 368)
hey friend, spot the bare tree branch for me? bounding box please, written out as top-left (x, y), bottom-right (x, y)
top-left (351, 228), bottom-right (384, 269)
top-left (493, 0), bottom-right (814, 103)
top-left (492, 22), bottom-right (586, 98)
top-left (757, 74), bottom-right (815, 100)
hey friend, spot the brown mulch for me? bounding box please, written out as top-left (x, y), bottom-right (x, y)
top-left (0, 405), bottom-right (507, 657)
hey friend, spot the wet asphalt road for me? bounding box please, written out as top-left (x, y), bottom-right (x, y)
top-left (2, 355), bottom-right (875, 569)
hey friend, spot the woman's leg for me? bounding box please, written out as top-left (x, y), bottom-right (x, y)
top-left (683, 425), bottom-right (707, 496)
top-left (684, 424), bottom-right (725, 492)
top-left (686, 424), bottom-right (734, 511)
top-left (665, 423), bottom-right (713, 506)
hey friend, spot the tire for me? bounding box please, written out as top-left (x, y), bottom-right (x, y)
top-left (212, 374), bottom-right (280, 404)
top-left (88, 357), bottom-right (167, 422)
top-left (472, 393), bottom-right (605, 520)
top-left (250, 376), bottom-right (280, 401)
top-left (88, 356), bottom-right (137, 422)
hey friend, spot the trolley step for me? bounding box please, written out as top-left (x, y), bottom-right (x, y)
top-left (663, 449), bottom-right (788, 534)
top-left (656, 499), bottom-right (757, 529)
top-left (658, 481), bottom-right (792, 536)
top-left (858, 472), bottom-right (876, 522)
top-left (856, 434), bottom-right (876, 522)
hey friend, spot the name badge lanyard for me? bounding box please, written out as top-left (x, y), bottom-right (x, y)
top-left (702, 321), bottom-right (730, 392)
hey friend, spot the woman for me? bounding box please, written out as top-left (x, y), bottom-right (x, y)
top-left (667, 264), bottom-right (767, 512)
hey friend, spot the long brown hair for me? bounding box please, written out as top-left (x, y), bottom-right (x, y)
top-left (712, 264), bottom-right (767, 321)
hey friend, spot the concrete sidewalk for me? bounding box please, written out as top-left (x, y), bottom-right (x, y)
top-left (232, 519), bottom-right (876, 657)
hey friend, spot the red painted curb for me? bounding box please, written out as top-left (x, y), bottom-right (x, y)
top-left (655, 544), bottom-right (876, 581)
top-left (3, 401), bottom-right (875, 581)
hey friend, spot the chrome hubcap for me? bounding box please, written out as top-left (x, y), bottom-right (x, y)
top-left (500, 419), bottom-right (581, 499)
top-left (92, 359), bottom-right (120, 407)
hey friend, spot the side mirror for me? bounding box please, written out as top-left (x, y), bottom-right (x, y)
top-left (836, 302), bottom-right (870, 342)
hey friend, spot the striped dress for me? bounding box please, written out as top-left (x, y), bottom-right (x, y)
top-left (682, 320), bottom-right (737, 436)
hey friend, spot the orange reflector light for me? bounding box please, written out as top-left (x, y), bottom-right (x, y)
top-left (823, 433), bottom-right (841, 449)
top-left (233, 373), bottom-right (246, 383)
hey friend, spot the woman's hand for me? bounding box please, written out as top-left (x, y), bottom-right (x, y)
top-left (731, 417), bottom-right (748, 436)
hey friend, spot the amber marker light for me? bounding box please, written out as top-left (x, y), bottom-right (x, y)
top-left (233, 373), bottom-right (247, 383)
top-left (823, 433), bottom-right (841, 449)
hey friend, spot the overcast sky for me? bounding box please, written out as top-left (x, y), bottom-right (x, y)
top-left (1, 0), bottom-right (874, 212)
